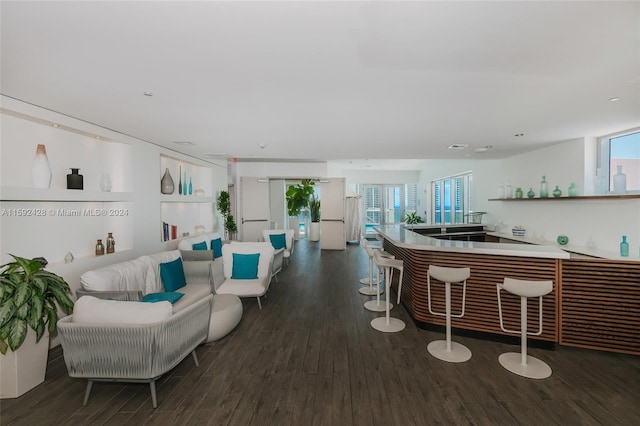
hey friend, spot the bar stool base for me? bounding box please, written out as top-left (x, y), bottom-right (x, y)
top-left (364, 300), bottom-right (391, 312)
top-left (498, 352), bottom-right (552, 379)
top-left (359, 277), bottom-right (379, 285)
top-left (359, 287), bottom-right (382, 296)
top-left (427, 340), bottom-right (472, 363)
top-left (371, 317), bottom-right (405, 333)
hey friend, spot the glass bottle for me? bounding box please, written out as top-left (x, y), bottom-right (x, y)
top-left (497, 184), bottom-right (505, 199)
top-left (106, 232), bottom-right (115, 254)
top-left (595, 168), bottom-right (608, 194)
top-left (100, 172), bottom-right (112, 192)
top-left (552, 185), bottom-right (562, 198)
top-left (188, 177), bottom-right (193, 195)
top-left (178, 165), bottom-right (182, 195)
top-left (620, 235), bottom-right (629, 257)
top-left (505, 181), bottom-right (513, 199)
top-left (95, 239), bottom-right (105, 256)
top-left (527, 188), bottom-right (535, 198)
top-left (539, 176), bottom-right (549, 198)
top-left (568, 182), bottom-right (578, 197)
top-left (515, 187), bottom-right (523, 199)
top-left (613, 165), bottom-right (627, 195)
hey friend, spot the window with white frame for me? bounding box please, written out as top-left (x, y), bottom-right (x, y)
top-left (599, 129), bottom-right (640, 193)
top-left (432, 172), bottom-right (473, 224)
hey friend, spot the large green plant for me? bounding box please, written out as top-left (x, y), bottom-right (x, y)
top-left (217, 190), bottom-right (237, 237)
top-left (286, 179), bottom-right (315, 217)
top-left (309, 195), bottom-right (321, 222)
top-left (0, 255), bottom-right (74, 354)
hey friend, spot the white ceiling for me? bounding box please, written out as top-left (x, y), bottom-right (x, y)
top-left (1, 1), bottom-right (639, 169)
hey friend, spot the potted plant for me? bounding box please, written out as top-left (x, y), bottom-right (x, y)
top-left (308, 195), bottom-right (321, 241)
top-left (0, 255), bottom-right (74, 398)
top-left (404, 211), bottom-right (424, 230)
top-left (285, 179), bottom-right (315, 240)
top-left (217, 190), bottom-right (238, 240)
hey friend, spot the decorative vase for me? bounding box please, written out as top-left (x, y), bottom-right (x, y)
top-left (32, 144), bottom-right (52, 189)
top-left (178, 166), bottom-right (182, 195)
top-left (183, 171), bottom-right (187, 195)
top-left (514, 187), bottom-right (523, 199)
top-left (620, 235), bottom-right (629, 257)
top-left (188, 177), bottom-right (193, 195)
top-left (505, 181), bottom-right (513, 199)
top-left (95, 239), bottom-right (104, 256)
top-left (552, 185), bottom-right (562, 198)
top-left (556, 235), bottom-right (569, 245)
top-left (539, 176), bottom-right (549, 198)
top-left (106, 232), bottom-right (115, 254)
top-left (497, 184), bottom-right (505, 199)
top-left (568, 182), bottom-right (578, 197)
top-left (595, 168), bottom-right (608, 194)
top-left (66, 168), bottom-right (83, 190)
top-left (613, 165), bottom-right (627, 195)
top-left (527, 188), bottom-right (535, 198)
top-left (64, 252), bottom-right (74, 263)
top-left (100, 173), bottom-right (112, 192)
top-left (161, 168), bottom-right (174, 194)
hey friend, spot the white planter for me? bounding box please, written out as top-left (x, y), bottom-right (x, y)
top-left (309, 222), bottom-right (321, 241)
top-left (289, 217), bottom-right (300, 240)
top-left (0, 329), bottom-right (49, 398)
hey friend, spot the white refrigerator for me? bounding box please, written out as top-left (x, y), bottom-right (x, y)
top-left (320, 178), bottom-right (346, 250)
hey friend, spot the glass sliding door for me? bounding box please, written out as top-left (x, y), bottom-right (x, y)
top-left (432, 172), bottom-right (473, 225)
top-left (358, 184), bottom-right (416, 236)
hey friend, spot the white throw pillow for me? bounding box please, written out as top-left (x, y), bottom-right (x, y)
top-left (72, 296), bottom-right (172, 324)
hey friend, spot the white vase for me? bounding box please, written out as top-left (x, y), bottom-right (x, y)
top-left (309, 222), bottom-right (321, 241)
top-left (100, 172), bottom-right (112, 192)
top-left (613, 165), bottom-right (627, 194)
top-left (32, 144), bottom-right (52, 189)
top-left (289, 217), bottom-right (300, 240)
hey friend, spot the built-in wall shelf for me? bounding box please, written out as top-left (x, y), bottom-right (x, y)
top-left (160, 194), bottom-right (214, 203)
top-left (488, 194), bottom-right (640, 201)
top-left (0, 186), bottom-right (133, 202)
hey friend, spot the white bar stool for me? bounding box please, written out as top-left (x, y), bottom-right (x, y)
top-left (427, 265), bottom-right (472, 363)
top-left (497, 278), bottom-right (553, 379)
top-left (359, 237), bottom-right (383, 296)
top-left (364, 249), bottom-right (394, 312)
top-left (370, 252), bottom-right (405, 333)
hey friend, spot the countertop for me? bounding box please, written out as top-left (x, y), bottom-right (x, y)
top-left (375, 224), bottom-right (570, 259)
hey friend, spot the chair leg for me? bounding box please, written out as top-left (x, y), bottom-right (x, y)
top-left (83, 380), bottom-right (94, 406)
top-left (257, 296), bottom-right (262, 310)
top-left (192, 350), bottom-right (199, 367)
top-left (274, 274), bottom-right (279, 283)
top-left (150, 380), bottom-right (158, 408)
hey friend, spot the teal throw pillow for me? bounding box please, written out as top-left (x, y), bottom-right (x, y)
top-left (231, 253), bottom-right (260, 279)
top-left (142, 292), bottom-right (184, 304)
top-left (211, 238), bottom-right (223, 258)
top-left (269, 233), bottom-right (287, 250)
top-left (192, 241), bottom-right (208, 250)
top-left (160, 257), bottom-right (187, 291)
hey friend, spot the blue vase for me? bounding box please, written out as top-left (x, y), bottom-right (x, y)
top-left (620, 236), bottom-right (629, 257)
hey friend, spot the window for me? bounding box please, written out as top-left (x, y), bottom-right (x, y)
top-left (356, 184), bottom-right (418, 235)
top-left (599, 129), bottom-right (640, 193)
top-left (432, 172), bottom-right (473, 224)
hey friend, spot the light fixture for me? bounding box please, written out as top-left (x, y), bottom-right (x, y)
top-left (51, 123), bottom-right (60, 128)
top-left (258, 143), bottom-right (267, 149)
top-left (143, 91), bottom-right (153, 97)
top-left (515, 133), bottom-right (524, 137)
top-left (609, 97), bottom-right (621, 102)
top-left (95, 135), bottom-right (101, 139)
top-left (172, 141), bottom-right (196, 146)
top-left (448, 144), bottom-right (469, 150)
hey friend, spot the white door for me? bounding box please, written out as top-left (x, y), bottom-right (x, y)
top-left (240, 177), bottom-right (270, 242)
top-left (320, 178), bottom-right (346, 250)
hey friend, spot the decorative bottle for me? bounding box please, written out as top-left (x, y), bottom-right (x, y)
top-left (106, 232), bottom-right (115, 254)
top-left (188, 177), bottom-right (193, 195)
top-left (100, 172), bottom-right (112, 192)
top-left (32, 144), bottom-right (52, 189)
top-left (595, 168), bottom-right (608, 194)
top-left (539, 175), bottom-right (549, 198)
top-left (178, 166), bottom-right (182, 195)
top-left (527, 188), bottom-right (535, 198)
top-left (620, 236), bottom-right (629, 257)
top-left (568, 182), bottom-right (578, 197)
top-left (497, 184), bottom-right (505, 199)
top-left (95, 239), bottom-right (105, 256)
top-left (67, 168), bottom-right (84, 190)
top-left (161, 168), bottom-right (174, 194)
top-left (613, 165), bottom-right (627, 195)
top-left (183, 171), bottom-right (187, 195)
top-left (505, 181), bottom-right (513, 199)
top-left (552, 185), bottom-right (562, 198)
top-left (514, 187), bottom-right (523, 199)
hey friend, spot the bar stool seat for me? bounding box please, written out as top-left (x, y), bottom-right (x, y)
top-left (497, 278), bottom-right (553, 379)
top-left (364, 249), bottom-right (394, 313)
top-left (370, 253), bottom-right (405, 333)
top-left (426, 265), bottom-right (471, 363)
top-left (359, 237), bottom-right (383, 296)
top-left (358, 236), bottom-right (380, 286)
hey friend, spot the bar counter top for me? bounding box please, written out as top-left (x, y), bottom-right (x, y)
top-left (375, 224), bottom-right (570, 259)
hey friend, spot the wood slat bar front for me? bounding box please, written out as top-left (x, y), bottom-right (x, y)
top-left (383, 242), bottom-right (558, 342)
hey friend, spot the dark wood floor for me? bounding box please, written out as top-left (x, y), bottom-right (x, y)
top-left (2, 240), bottom-right (640, 425)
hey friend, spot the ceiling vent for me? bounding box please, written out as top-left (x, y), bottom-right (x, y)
top-left (448, 144), bottom-right (469, 150)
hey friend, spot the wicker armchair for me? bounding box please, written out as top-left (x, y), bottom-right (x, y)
top-left (57, 294), bottom-right (213, 408)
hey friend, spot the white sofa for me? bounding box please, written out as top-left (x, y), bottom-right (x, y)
top-left (215, 242), bottom-right (275, 309)
top-left (262, 229), bottom-right (295, 265)
top-left (177, 232), bottom-right (223, 260)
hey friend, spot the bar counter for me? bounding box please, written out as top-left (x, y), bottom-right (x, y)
top-left (375, 224), bottom-right (640, 355)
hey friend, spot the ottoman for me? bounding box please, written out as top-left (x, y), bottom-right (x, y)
top-left (207, 294), bottom-right (243, 342)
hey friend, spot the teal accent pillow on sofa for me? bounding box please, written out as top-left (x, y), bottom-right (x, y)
top-left (211, 238), bottom-right (223, 258)
top-left (160, 257), bottom-right (187, 291)
top-left (269, 233), bottom-right (287, 250)
top-left (231, 253), bottom-right (260, 279)
top-left (142, 291), bottom-right (184, 304)
top-left (192, 241), bottom-right (208, 250)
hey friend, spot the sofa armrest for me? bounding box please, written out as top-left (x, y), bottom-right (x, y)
top-left (75, 289), bottom-right (143, 301)
top-left (180, 249), bottom-right (214, 261)
top-left (57, 295), bottom-right (212, 380)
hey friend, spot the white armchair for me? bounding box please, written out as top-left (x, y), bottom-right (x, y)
top-left (262, 229), bottom-right (295, 265)
top-left (215, 242), bottom-right (274, 309)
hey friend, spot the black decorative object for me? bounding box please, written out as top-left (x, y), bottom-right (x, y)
top-left (67, 168), bottom-right (83, 190)
top-left (161, 168), bottom-right (174, 194)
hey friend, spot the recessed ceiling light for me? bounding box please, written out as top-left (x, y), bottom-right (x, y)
top-left (474, 147), bottom-right (488, 153)
top-left (173, 141), bottom-right (195, 146)
top-left (143, 91), bottom-right (154, 97)
top-left (515, 133), bottom-right (524, 137)
top-left (448, 144), bottom-right (469, 150)
top-left (609, 97), bottom-right (621, 102)
top-left (51, 123), bottom-right (60, 128)
top-left (258, 143), bottom-right (267, 149)
top-left (95, 135), bottom-right (101, 139)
